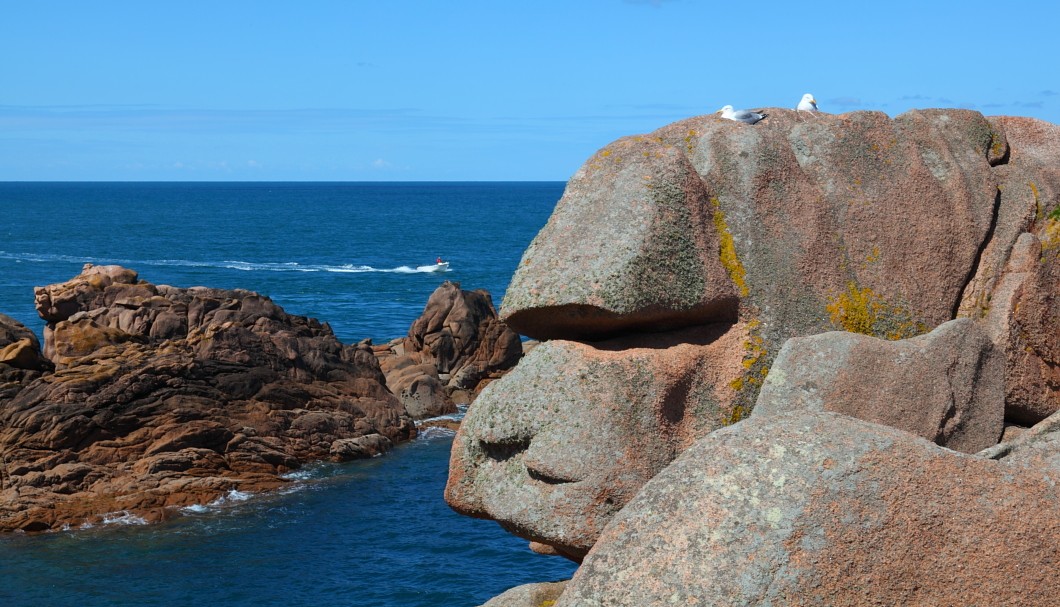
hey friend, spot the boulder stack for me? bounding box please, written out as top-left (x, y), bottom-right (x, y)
top-left (446, 108), bottom-right (1060, 603)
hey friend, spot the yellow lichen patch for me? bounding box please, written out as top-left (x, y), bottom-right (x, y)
top-left (865, 246), bottom-right (880, 264)
top-left (722, 404), bottom-right (746, 426)
top-left (826, 282), bottom-right (929, 340)
top-left (990, 131), bottom-right (1006, 158)
top-left (1030, 182), bottom-right (1041, 217)
top-left (1042, 216), bottom-right (1060, 259)
top-left (711, 197), bottom-right (748, 297)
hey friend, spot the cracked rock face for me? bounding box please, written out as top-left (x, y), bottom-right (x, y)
top-left (0, 265), bottom-right (415, 532)
top-left (449, 109), bottom-right (1060, 562)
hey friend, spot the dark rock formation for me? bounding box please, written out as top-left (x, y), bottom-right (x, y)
top-left (754, 318), bottom-right (1004, 453)
top-left (376, 281), bottom-right (523, 419)
top-left (448, 108), bottom-right (1059, 583)
top-left (558, 411), bottom-right (1060, 606)
top-left (0, 265), bottom-right (414, 532)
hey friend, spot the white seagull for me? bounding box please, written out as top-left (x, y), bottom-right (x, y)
top-left (717, 105), bottom-right (766, 124)
top-left (796, 93), bottom-right (819, 113)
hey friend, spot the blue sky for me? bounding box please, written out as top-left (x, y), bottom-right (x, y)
top-left (3, 0), bottom-right (1058, 181)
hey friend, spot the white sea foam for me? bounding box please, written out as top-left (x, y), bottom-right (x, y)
top-left (0, 250), bottom-right (450, 276)
top-left (209, 489), bottom-right (254, 506)
top-left (280, 468), bottom-right (316, 481)
top-left (416, 426), bottom-right (458, 440)
top-left (180, 503), bottom-right (210, 514)
top-left (100, 510), bottom-right (149, 526)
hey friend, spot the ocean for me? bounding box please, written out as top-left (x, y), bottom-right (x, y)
top-left (0, 182), bottom-right (577, 606)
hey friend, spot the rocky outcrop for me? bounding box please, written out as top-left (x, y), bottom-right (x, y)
top-left (558, 411), bottom-right (1060, 606)
top-left (376, 281), bottom-right (523, 419)
top-left (0, 265), bottom-right (415, 532)
top-left (449, 107), bottom-right (1059, 601)
top-left (754, 318), bottom-right (1004, 453)
top-left (446, 324), bottom-right (747, 560)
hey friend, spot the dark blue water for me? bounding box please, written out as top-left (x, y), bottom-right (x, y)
top-left (0, 182), bottom-right (563, 343)
top-left (0, 182), bottom-right (575, 607)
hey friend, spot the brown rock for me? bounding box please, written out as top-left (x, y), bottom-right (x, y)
top-left (375, 281), bottom-right (524, 419)
top-left (754, 318), bottom-right (1004, 453)
top-left (0, 266), bottom-right (415, 532)
top-left (558, 411), bottom-right (1060, 606)
top-left (405, 281), bottom-right (523, 390)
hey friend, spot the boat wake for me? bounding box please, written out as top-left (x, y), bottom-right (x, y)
top-left (0, 251), bottom-right (451, 275)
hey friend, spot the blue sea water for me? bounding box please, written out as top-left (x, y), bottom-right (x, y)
top-left (0, 182), bottom-right (576, 607)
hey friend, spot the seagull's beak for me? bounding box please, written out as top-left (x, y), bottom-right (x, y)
top-left (715, 108), bottom-right (723, 114)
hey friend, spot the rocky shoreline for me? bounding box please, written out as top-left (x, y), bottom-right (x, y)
top-left (447, 108), bottom-right (1060, 605)
top-left (0, 265), bottom-right (520, 532)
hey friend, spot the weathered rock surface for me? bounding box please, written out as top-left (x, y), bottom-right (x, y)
top-left (451, 109), bottom-right (1060, 569)
top-left (0, 313), bottom-right (51, 373)
top-left (754, 318), bottom-right (1004, 453)
top-left (446, 324), bottom-right (747, 561)
top-left (558, 411), bottom-right (1060, 606)
top-left (503, 109), bottom-right (1006, 344)
top-left (0, 265), bottom-right (415, 532)
top-left (377, 281), bottom-right (523, 419)
top-left (480, 581), bottom-right (567, 607)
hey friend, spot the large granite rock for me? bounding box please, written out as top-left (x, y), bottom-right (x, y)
top-left (503, 109), bottom-right (1006, 344)
top-left (0, 265), bottom-right (415, 532)
top-left (754, 318), bottom-right (1004, 453)
top-left (557, 411), bottom-right (1060, 606)
top-left (446, 324), bottom-right (748, 561)
top-left (450, 109), bottom-right (1060, 568)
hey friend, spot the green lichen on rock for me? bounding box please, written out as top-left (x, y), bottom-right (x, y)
top-left (599, 169), bottom-right (706, 312)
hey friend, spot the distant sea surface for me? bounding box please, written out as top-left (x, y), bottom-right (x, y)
top-left (0, 182), bottom-right (576, 606)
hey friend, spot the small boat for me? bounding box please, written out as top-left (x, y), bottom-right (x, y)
top-left (421, 262), bottom-right (450, 273)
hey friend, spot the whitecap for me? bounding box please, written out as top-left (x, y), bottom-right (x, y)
top-left (100, 510), bottom-right (149, 526)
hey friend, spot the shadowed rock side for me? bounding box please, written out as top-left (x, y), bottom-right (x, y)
top-left (449, 108), bottom-right (1060, 585)
top-left (558, 411), bottom-right (1060, 606)
top-left (0, 264), bottom-right (414, 532)
top-left (754, 318), bottom-right (1004, 453)
top-left (375, 281), bottom-right (523, 419)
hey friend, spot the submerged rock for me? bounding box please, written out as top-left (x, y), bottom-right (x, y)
top-left (0, 265), bottom-right (415, 532)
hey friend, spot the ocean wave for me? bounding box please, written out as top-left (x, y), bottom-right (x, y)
top-left (0, 250), bottom-right (451, 275)
top-left (99, 510), bottom-right (149, 526)
top-left (209, 489), bottom-right (254, 506)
